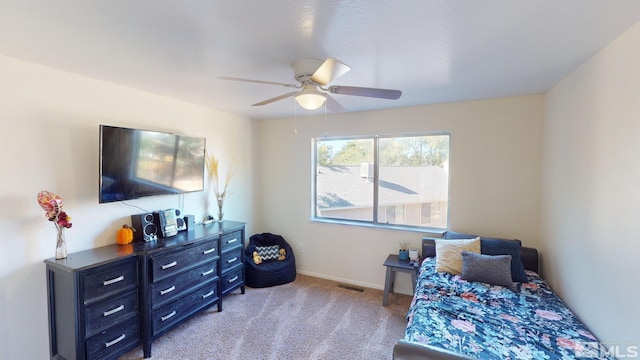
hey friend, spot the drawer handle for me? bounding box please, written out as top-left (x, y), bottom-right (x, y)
top-left (203, 248), bottom-right (216, 255)
top-left (228, 275), bottom-right (239, 283)
top-left (103, 276), bottom-right (125, 286)
top-left (226, 238), bottom-right (238, 245)
top-left (201, 269), bottom-right (214, 276)
top-left (227, 257), bottom-right (238, 264)
top-left (105, 334), bottom-right (126, 348)
top-left (202, 290), bottom-right (215, 299)
top-left (103, 304), bottom-right (125, 317)
top-left (160, 285), bottom-right (176, 295)
top-left (161, 310), bottom-right (177, 322)
top-left (161, 261), bottom-right (178, 270)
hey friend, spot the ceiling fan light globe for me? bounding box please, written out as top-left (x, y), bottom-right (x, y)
top-left (295, 92), bottom-right (326, 110)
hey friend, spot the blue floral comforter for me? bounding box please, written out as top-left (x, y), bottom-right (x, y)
top-left (405, 258), bottom-right (609, 359)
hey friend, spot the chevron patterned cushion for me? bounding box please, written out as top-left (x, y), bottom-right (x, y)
top-left (255, 245), bottom-right (281, 262)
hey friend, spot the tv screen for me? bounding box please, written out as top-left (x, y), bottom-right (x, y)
top-left (99, 125), bottom-right (206, 203)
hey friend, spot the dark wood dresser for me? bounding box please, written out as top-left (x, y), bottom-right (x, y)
top-left (219, 228), bottom-right (245, 307)
top-left (45, 221), bottom-right (245, 360)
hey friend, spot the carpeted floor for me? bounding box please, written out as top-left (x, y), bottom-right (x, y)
top-left (120, 274), bottom-right (412, 360)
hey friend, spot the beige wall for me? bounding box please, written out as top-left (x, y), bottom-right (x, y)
top-left (0, 54), bottom-right (257, 360)
top-left (542, 21), bottom-right (640, 346)
top-left (256, 95), bottom-right (544, 292)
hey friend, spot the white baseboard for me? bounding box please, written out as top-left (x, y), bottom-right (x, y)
top-left (295, 270), bottom-right (415, 296)
top-left (296, 270), bottom-right (383, 290)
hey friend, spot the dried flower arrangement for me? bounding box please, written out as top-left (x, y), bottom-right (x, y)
top-left (37, 191), bottom-right (72, 259)
top-left (204, 151), bottom-right (234, 223)
top-left (399, 240), bottom-right (409, 251)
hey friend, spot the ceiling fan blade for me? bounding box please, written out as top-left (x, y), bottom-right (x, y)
top-left (311, 58), bottom-right (351, 85)
top-left (325, 94), bottom-right (345, 113)
top-left (252, 92), bottom-right (297, 106)
top-left (218, 76), bottom-right (299, 88)
top-left (328, 85), bottom-right (402, 99)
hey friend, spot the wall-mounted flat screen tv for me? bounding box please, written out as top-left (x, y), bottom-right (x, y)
top-left (99, 125), bottom-right (206, 203)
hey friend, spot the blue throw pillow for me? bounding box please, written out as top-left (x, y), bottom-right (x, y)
top-left (445, 231), bottom-right (529, 282)
top-left (444, 231), bottom-right (476, 239)
top-left (461, 251), bottom-right (516, 290)
top-left (480, 238), bottom-right (528, 282)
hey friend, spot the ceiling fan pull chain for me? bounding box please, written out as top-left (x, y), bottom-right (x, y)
top-left (323, 101), bottom-right (328, 138)
top-left (293, 97), bottom-right (298, 134)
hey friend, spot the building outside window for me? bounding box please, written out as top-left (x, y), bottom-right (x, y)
top-left (313, 133), bottom-right (450, 231)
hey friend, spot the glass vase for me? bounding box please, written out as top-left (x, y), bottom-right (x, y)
top-left (55, 227), bottom-right (67, 259)
top-left (217, 197), bottom-right (224, 223)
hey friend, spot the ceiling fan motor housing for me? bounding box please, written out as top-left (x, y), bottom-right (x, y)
top-left (292, 58), bottom-right (325, 83)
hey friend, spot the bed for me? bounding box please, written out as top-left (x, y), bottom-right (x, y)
top-left (392, 233), bottom-right (610, 360)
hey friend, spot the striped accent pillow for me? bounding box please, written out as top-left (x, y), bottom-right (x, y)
top-left (255, 245), bottom-right (281, 262)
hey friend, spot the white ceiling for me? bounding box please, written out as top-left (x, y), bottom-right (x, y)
top-left (1, 0), bottom-right (639, 120)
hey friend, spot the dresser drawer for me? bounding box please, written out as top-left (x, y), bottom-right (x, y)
top-left (86, 315), bottom-right (139, 360)
top-left (151, 241), bottom-right (218, 282)
top-left (85, 289), bottom-right (138, 336)
top-left (151, 260), bottom-right (218, 308)
top-left (152, 282), bottom-right (219, 336)
top-left (220, 248), bottom-right (242, 274)
top-left (83, 258), bottom-right (138, 303)
top-left (221, 267), bottom-right (243, 295)
top-left (220, 230), bottom-right (242, 253)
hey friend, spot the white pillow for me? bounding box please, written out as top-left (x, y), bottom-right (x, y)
top-left (435, 237), bottom-right (481, 275)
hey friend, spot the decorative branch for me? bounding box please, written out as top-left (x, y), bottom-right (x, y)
top-left (399, 240), bottom-right (409, 251)
top-left (205, 151), bottom-right (234, 221)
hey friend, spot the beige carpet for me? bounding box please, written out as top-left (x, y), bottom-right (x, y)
top-left (120, 274), bottom-right (412, 360)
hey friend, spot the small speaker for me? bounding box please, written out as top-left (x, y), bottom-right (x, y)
top-left (184, 215), bottom-right (195, 232)
top-left (174, 209), bottom-right (187, 232)
top-left (131, 213), bottom-right (158, 242)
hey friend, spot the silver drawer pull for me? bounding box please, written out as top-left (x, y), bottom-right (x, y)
top-left (103, 276), bottom-right (125, 286)
top-left (105, 334), bottom-right (126, 348)
top-left (201, 269), bottom-right (214, 276)
top-left (203, 248), bottom-right (216, 255)
top-left (103, 305), bottom-right (125, 317)
top-left (226, 238), bottom-right (238, 245)
top-left (161, 310), bottom-right (177, 322)
top-left (202, 290), bottom-right (215, 299)
top-left (227, 257), bottom-right (238, 264)
top-left (228, 275), bottom-right (239, 283)
top-left (161, 261), bottom-right (178, 270)
top-left (160, 285), bottom-right (176, 295)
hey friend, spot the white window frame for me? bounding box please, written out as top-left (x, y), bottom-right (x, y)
top-left (311, 132), bottom-right (450, 233)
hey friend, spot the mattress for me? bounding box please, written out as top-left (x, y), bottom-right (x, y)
top-left (404, 257), bottom-right (610, 359)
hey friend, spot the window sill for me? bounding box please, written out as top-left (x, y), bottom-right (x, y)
top-left (310, 217), bottom-right (446, 237)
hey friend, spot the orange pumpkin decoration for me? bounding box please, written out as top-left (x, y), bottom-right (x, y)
top-left (116, 225), bottom-right (135, 245)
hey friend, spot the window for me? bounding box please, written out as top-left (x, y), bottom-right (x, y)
top-left (313, 133), bottom-right (450, 230)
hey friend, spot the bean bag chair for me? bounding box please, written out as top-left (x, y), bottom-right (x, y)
top-left (244, 233), bottom-right (296, 288)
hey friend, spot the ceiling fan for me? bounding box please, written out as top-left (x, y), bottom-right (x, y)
top-left (219, 57), bottom-right (402, 111)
